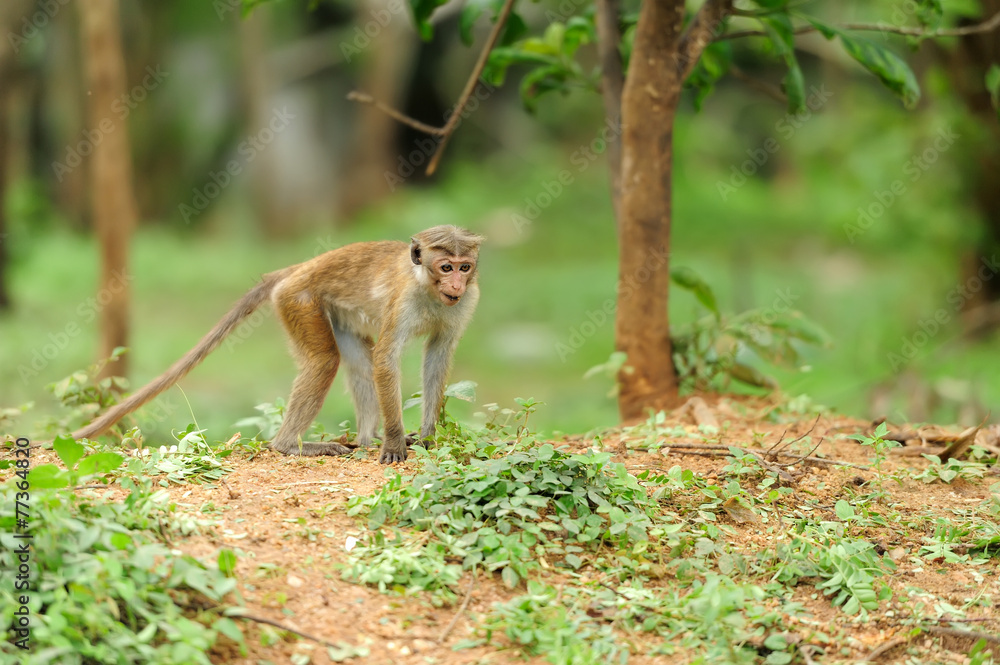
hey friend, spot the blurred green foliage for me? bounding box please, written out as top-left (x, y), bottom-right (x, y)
top-left (2, 0), bottom-right (999, 440)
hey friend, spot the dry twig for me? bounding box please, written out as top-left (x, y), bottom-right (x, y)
top-left (438, 573), bottom-right (477, 644)
top-left (864, 634), bottom-right (914, 662)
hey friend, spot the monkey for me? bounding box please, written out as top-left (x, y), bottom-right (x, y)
top-left (71, 225), bottom-right (484, 464)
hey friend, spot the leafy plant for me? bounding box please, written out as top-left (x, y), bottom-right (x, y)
top-left (914, 456), bottom-right (990, 484)
top-left (482, 580), bottom-right (626, 665)
top-left (347, 407), bottom-right (653, 588)
top-left (0, 441), bottom-right (242, 663)
top-left (849, 423), bottom-right (898, 496)
top-left (121, 426), bottom-right (236, 486)
top-left (669, 267), bottom-right (829, 393)
top-left (341, 531), bottom-right (462, 604)
top-left (43, 348), bottom-right (129, 433)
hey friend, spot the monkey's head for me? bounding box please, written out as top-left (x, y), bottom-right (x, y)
top-left (410, 225), bottom-right (484, 306)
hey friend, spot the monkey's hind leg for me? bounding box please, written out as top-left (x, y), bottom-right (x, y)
top-left (332, 326), bottom-right (379, 448)
top-left (270, 297), bottom-right (351, 457)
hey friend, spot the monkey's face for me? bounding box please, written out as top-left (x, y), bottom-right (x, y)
top-left (430, 255), bottom-right (477, 306)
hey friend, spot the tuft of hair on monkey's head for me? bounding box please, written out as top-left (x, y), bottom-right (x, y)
top-left (410, 225), bottom-right (485, 265)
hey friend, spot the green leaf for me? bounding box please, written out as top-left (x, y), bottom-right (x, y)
top-left (213, 617), bottom-right (245, 644)
top-left (54, 435), bottom-right (85, 469)
top-left (987, 64), bottom-right (1000, 120)
top-left (684, 40), bottom-right (732, 110)
top-left (459, 0), bottom-right (489, 46)
top-left (218, 549), bottom-right (238, 577)
top-left (519, 64), bottom-right (569, 113)
top-left (670, 267), bottom-right (719, 315)
top-left (110, 532), bottom-right (133, 550)
top-left (764, 633), bottom-right (788, 651)
top-left (444, 380), bottom-right (478, 402)
top-left (835, 499), bottom-right (855, 520)
top-left (781, 53), bottom-right (805, 114)
top-left (28, 464), bottom-right (70, 489)
top-left (837, 33), bottom-right (920, 108)
top-left (760, 14), bottom-right (794, 56)
top-left (501, 566), bottom-right (519, 588)
top-left (76, 452), bottom-right (125, 477)
top-left (501, 12), bottom-right (528, 47)
top-left (410, 0), bottom-right (450, 40)
top-left (483, 48), bottom-right (556, 87)
top-left (805, 17), bottom-right (838, 40)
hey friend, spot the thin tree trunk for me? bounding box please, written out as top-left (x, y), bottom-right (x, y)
top-left (0, 60), bottom-right (10, 311)
top-left (946, 0), bottom-right (1000, 331)
top-left (594, 0), bottom-right (624, 222)
top-left (614, 0), bottom-right (685, 420)
top-left (79, 0), bottom-right (137, 378)
top-left (0, 1), bottom-right (27, 311)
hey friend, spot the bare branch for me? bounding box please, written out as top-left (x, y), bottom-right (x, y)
top-left (719, 10), bottom-right (1000, 41)
top-left (426, 0), bottom-right (517, 175)
top-left (346, 0), bottom-right (517, 175)
top-left (345, 91), bottom-right (445, 136)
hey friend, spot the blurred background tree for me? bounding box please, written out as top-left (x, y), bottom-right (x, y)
top-left (1, 0), bottom-right (999, 442)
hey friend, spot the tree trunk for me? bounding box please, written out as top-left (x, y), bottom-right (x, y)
top-left (946, 0), bottom-right (1000, 331)
top-left (0, 1), bottom-right (27, 311)
top-left (79, 0), bottom-right (137, 378)
top-left (614, 0), bottom-right (685, 420)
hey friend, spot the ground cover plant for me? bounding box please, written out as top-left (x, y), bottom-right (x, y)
top-left (7, 371), bottom-right (1000, 664)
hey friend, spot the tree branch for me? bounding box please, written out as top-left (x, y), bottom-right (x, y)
top-left (718, 10), bottom-right (1000, 41)
top-left (346, 0), bottom-right (516, 176)
top-left (425, 0), bottom-right (516, 175)
top-left (679, 0), bottom-right (734, 80)
top-left (345, 91), bottom-right (445, 136)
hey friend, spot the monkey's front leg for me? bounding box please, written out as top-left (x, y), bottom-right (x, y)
top-left (418, 333), bottom-right (459, 443)
top-left (373, 343), bottom-right (408, 464)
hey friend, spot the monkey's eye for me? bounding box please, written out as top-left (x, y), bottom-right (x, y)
top-left (441, 265), bottom-right (453, 272)
top-left (459, 264), bottom-right (471, 272)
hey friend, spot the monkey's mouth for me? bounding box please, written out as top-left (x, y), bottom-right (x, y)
top-left (444, 294), bottom-right (460, 303)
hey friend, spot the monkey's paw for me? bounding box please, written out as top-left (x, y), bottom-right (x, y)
top-left (378, 445), bottom-right (408, 464)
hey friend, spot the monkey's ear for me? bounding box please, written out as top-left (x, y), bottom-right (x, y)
top-left (410, 240), bottom-right (422, 266)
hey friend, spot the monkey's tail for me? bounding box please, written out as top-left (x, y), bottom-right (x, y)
top-left (71, 271), bottom-right (287, 441)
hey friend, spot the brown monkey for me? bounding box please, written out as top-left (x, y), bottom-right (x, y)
top-left (71, 225), bottom-right (483, 464)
